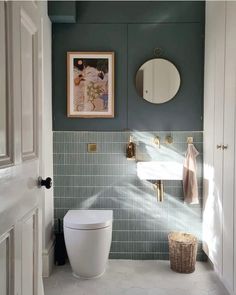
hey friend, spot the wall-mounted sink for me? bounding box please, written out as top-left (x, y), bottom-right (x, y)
top-left (137, 161), bottom-right (183, 180)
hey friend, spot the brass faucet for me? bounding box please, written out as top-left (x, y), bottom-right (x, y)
top-left (153, 136), bottom-right (160, 148)
top-left (154, 180), bottom-right (164, 202)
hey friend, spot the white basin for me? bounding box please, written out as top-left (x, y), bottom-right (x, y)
top-left (137, 161), bottom-right (183, 180)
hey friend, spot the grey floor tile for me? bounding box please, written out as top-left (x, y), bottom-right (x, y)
top-left (44, 260), bottom-right (229, 295)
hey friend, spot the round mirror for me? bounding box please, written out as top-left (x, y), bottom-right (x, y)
top-left (135, 58), bottom-right (181, 104)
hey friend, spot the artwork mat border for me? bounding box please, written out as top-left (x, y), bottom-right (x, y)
top-left (67, 51), bottom-right (115, 118)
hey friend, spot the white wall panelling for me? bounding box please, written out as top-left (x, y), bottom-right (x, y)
top-left (222, 3), bottom-right (236, 292)
top-left (0, 2), bottom-right (7, 158)
top-left (0, 1), bottom-right (13, 167)
top-left (203, 2), bottom-right (236, 294)
top-left (21, 210), bottom-right (38, 295)
top-left (0, 230), bottom-right (13, 295)
top-left (20, 8), bottom-right (38, 160)
top-left (203, 2), bottom-right (225, 275)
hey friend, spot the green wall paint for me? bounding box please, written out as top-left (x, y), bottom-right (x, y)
top-left (52, 1), bottom-right (205, 131)
top-left (48, 1), bottom-right (77, 23)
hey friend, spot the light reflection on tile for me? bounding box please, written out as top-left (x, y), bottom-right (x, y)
top-left (53, 131), bottom-right (204, 260)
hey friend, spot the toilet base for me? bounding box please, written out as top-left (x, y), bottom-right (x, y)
top-left (64, 224), bottom-right (112, 281)
top-left (72, 270), bottom-right (105, 280)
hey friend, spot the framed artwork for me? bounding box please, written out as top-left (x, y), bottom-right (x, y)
top-left (67, 52), bottom-right (114, 118)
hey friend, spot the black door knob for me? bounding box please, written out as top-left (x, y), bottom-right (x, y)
top-left (38, 177), bottom-right (52, 189)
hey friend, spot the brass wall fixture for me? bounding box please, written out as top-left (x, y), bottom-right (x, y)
top-left (160, 135), bottom-right (197, 145)
top-left (126, 136), bottom-right (136, 160)
top-left (165, 135), bottom-right (173, 144)
top-left (154, 180), bottom-right (164, 202)
top-left (187, 137), bottom-right (193, 144)
top-left (153, 136), bottom-right (161, 148)
top-left (87, 143), bottom-right (97, 153)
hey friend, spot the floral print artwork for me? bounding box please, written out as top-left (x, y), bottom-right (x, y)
top-left (68, 52), bottom-right (114, 118)
top-left (73, 59), bottom-right (109, 112)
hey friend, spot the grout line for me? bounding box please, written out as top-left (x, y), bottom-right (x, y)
top-left (53, 185), bottom-right (203, 188)
top-left (53, 131), bottom-right (204, 133)
top-left (110, 251), bottom-right (169, 255)
top-left (53, 142), bottom-right (203, 145)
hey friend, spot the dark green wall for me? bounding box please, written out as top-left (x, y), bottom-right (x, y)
top-left (52, 1), bottom-right (205, 131)
top-left (48, 1), bottom-right (76, 23)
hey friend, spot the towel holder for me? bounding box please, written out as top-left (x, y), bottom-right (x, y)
top-left (187, 137), bottom-right (193, 144)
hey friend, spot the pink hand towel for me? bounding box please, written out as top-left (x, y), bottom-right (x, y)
top-left (183, 143), bottom-right (199, 204)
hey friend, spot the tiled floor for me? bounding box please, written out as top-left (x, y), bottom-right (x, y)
top-left (44, 260), bottom-right (229, 295)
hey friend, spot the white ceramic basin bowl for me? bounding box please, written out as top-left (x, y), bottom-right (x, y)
top-left (137, 161), bottom-right (183, 180)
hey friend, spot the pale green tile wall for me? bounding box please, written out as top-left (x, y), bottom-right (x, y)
top-left (53, 131), bottom-right (205, 260)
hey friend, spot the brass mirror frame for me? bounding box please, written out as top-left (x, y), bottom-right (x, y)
top-left (135, 58), bottom-right (181, 104)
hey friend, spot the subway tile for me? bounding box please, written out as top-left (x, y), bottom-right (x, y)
top-left (53, 163), bottom-right (136, 176)
top-left (53, 153), bottom-right (65, 165)
top-left (53, 131), bottom-right (204, 260)
top-left (109, 253), bottom-right (133, 259)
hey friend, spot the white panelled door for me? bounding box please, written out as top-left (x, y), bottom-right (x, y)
top-left (203, 1), bottom-right (226, 275)
top-left (223, 2), bottom-right (236, 292)
top-left (204, 2), bottom-right (236, 294)
top-left (0, 1), bottom-right (45, 295)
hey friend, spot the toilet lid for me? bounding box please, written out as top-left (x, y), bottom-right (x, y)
top-left (63, 210), bottom-right (113, 230)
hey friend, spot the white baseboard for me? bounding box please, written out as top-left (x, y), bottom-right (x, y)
top-left (208, 257), bottom-right (234, 295)
top-left (221, 277), bottom-right (235, 295)
top-left (42, 239), bottom-right (54, 277)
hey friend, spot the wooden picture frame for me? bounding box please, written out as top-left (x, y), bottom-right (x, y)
top-left (67, 52), bottom-right (115, 118)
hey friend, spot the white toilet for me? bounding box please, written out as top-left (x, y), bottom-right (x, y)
top-left (64, 210), bottom-right (113, 279)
